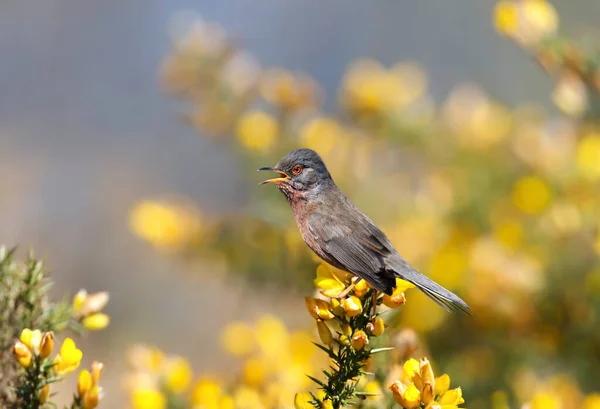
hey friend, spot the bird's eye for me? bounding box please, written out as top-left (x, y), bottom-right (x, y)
top-left (291, 165), bottom-right (303, 175)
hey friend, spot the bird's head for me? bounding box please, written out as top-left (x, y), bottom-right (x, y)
top-left (258, 149), bottom-right (334, 199)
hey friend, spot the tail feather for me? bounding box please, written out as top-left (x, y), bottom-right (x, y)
top-left (389, 257), bottom-right (471, 315)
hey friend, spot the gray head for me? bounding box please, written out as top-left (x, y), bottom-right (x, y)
top-left (258, 149), bottom-right (334, 195)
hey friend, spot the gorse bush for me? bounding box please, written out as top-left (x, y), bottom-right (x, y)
top-left (1, 247), bottom-right (109, 409)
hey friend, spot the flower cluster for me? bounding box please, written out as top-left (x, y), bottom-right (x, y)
top-left (495, 0), bottom-right (600, 117)
top-left (1, 248), bottom-right (108, 408)
top-left (11, 328), bottom-right (103, 409)
top-left (125, 315), bottom-right (322, 409)
top-left (389, 358), bottom-right (464, 409)
top-left (73, 289), bottom-right (110, 331)
top-left (300, 263), bottom-right (416, 409)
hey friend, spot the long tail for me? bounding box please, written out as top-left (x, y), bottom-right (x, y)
top-left (389, 256), bottom-right (471, 315)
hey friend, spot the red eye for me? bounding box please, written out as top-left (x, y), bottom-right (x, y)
top-left (291, 165), bottom-right (303, 175)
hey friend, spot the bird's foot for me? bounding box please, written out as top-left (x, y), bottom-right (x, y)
top-left (334, 279), bottom-right (360, 299)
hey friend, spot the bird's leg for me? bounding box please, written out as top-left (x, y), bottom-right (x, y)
top-left (371, 290), bottom-right (378, 318)
top-left (334, 279), bottom-right (360, 299)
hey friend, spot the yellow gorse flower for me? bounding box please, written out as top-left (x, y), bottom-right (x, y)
top-left (20, 328), bottom-right (42, 355)
top-left (13, 328), bottom-right (54, 367)
top-left (305, 297), bottom-right (335, 320)
top-left (77, 361), bottom-right (103, 409)
top-left (391, 358), bottom-right (465, 409)
top-left (54, 337), bottom-right (83, 375)
top-left (39, 384), bottom-right (50, 404)
top-left (383, 278), bottom-right (415, 308)
top-left (313, 263), bottom-right (349, 297)
top-left (73, 289), bottom-right (110, 331)
top-left (12, 341), bottom-right (32, 368)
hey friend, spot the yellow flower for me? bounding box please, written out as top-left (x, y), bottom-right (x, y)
top-left (236, 111), bottom-right (279, 152)
top-left (576, 134), bottom-right (600, 180)
top-left (73, 290), bottom-right (109, 318)
top-left (260, 69), bottom-right (319, 110)
top-left (314, 263), bottom-right (348, 297)
top-left (129, 200), bottom-right (200, 251)
top-left (351, 330), bottom-right (368, 351)
top-left (13, 341), bottom-right (32, 368)
top-left (39, 385), bottom-right (50, 404)
top-left (390, 381), bottom-right (421, 409)
top-left (191, 377), bottom-right (222, 409)
top-left (40, 332), bottom-right (54, 359)
top-left (300, 117), bottom-right (346, 156)
top-left (305, 298), bottom-right (335, 320)
top-left (438, 387), bottom-right (465, 408)
top-left (82, 386), bottom-right (101, 409)
top-left (316, 319), bottom-right (333, 345)
top-left (294, 392), bottom-right (310, 409)
top-left (132, 387), bottom-right (166, 409)
top-left (512, 176), bottom-right (551, 214)
top-left (164, 357), bottom-right (193, 394)
top-left (54, 337), bottom-right (83, 375)
top-left (353, 279), bottom-right (369, 298)
top-left (78, 370), bottom-right (93, 397)
top-left (403, 358), bottom-right (420, 379)
top-left (78, 362), bottom-right (104, 409)
top-left (340, 296), bottom-right (363, 317)
top-left (435, 374), bottom-right (450, 396)
top-left (82, 313), bottom-right (110, 331)
top-left (221, 321), bottom-right (255, 356)
top-left (494, 1), bottom-right (518, 35)
top-left (383, 278), bottom-right (414, 308)
top-left (584, 393), bottom-right (600, 409)
top-left (330, 298), bottom-right (345, 316)
top-left (364, 380), bottom-right (383, 402)
top-left (242, 357), bottom-right (267, 387)
top-left (20, 328), bottom-right (42, 355)
top-left (371, 317), bottom-right (385, 336)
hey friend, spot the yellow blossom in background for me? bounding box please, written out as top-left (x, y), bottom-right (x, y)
top-left (494, 1), bottom-right (518, 35)
top-left (512, 176), bottom-right (551, 214)
top-left (495, 0), bottom-right (558, 45)
top-left (54, 338), bottom-right (83, 375)
top-left (129, 199), bottom-right (202, 251)
top-left (300, 117), bottom-right (345, 157)
top-left (191, 377), bottom-right (223, 409)
top-left (576, 133), bottom-right (600, 180)
top-left (552, 73), bottom-right (588, 117)
top-left (132, 387), bottom-right (166, 409)
top-left (221, 321), bottom-right (255, 356)
top-left (236, 111), bottom-right (279, 152)
top-left (584, 394), bottom-right (600, 409)
top-left (82, 313), bottom-right (110, 331)
top-left (530, 393), bottom-right (560, 409)
top-left (255, 315), bottom-right (290, 359)
top-left (260, 68), bottom-right (320, 110)
top-left (164, 357), bottom-right (193, 393)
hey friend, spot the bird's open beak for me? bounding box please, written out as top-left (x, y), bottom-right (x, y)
top-left (258, 167), bottom-right (290, 185)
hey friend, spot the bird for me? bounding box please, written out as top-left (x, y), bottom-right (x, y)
top-left (258, 148), bottom-right (471, 314)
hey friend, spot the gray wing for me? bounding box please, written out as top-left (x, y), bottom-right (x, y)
top-left (307, 209), bottom-right (397, 294)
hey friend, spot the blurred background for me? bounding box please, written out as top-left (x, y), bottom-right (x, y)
top-left (1, 0), bottom-right (600, 408)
